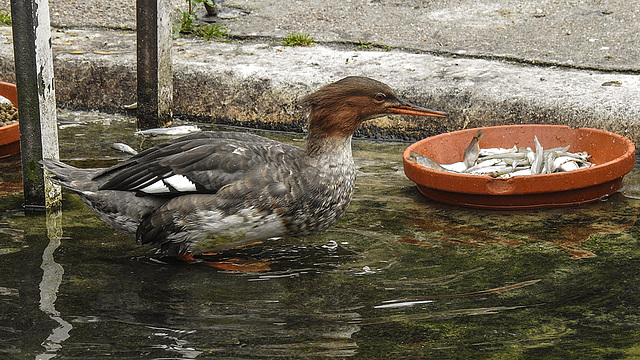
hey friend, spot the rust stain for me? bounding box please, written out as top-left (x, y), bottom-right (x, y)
top-left (398, 236), bottom-right (435, 247)
top-left (436, 236), bottom-right (487, 247)
top-left (0, 182), bottom-right (22, 196)
top-left (0, 156), bottom-right (22, 196)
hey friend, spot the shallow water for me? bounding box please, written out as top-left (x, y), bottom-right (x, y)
top-left (2, 111), bottom-right (640, 359)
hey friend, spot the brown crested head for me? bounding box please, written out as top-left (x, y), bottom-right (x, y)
top-left (300, 76), bottom-right (447, 139)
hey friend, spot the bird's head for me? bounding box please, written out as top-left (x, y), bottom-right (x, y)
top-left (300, 76), bottom-right (447, 138)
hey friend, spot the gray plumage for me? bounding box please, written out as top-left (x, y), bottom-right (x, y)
top-left (43, 131), bottom-right (354, 255)
top-left (41, 76), bottom-right (446, 257)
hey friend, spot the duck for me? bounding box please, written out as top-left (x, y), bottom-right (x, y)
top-left (42, 76), bottom-right (447, 265)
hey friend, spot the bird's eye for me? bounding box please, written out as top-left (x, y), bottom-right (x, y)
top-left (374, 93), bottom-right (386, 102)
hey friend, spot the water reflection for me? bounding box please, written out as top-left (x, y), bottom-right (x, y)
top-left (36, 206), bottom-right (72, 360)
top-left (402, 195), bottom-right (638, 259)
top-left (147, 326), bottom-right (201, 359)
top-left (1, 112), bottom-right (640, 358)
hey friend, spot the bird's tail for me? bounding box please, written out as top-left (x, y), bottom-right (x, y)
top-left (40, 159), bottom-right (101, 193)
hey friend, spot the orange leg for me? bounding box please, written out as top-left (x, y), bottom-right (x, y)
top-left (177, 253), bottom-right (199, 263)
top-left (199, 252), bottom-right (219, 256)
top-left (204, 258), bottom-right (273, 272)
top-left (177, 253), bottom-right (272, 272)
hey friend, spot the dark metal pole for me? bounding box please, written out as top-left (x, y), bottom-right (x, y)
top-left (10, 0), bottom-right (61, 210)
top-left (136, 0), bottom-right (173, 129)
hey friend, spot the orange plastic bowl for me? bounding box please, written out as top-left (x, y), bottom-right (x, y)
top-left (0, 82), bottom-right (19, 159)
top-left (403, 125), bottom-right (636, 209)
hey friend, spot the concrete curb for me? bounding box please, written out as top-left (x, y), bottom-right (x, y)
top-left (0, 27), bottom-right (638, 143)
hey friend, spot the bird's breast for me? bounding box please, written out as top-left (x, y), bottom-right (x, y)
top-left (180, 206), bottom-right (287, 253)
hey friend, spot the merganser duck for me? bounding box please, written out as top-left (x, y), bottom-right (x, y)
top-left (42, 76), bottom-right (447, 261)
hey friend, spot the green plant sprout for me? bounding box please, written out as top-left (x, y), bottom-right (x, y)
top-left (281, 33), bottom-right (315, 46)
top-left (0, 9), bottom-right (11, 26)
top-left (175, 0), bottom-right (227, 40)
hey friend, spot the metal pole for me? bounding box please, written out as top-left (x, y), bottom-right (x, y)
top-left (10, 0), bottom-right (61, 210)
top-left (136, 0), bottom-right (173, 129)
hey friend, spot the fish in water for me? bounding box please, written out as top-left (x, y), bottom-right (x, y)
top-left (111, 142), bottom-right (139, 156)
top-left (134, 125), bottom-right (201, 137)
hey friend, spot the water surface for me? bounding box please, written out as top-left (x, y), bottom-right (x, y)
top-left (1, 111), bottom-right (640, 359)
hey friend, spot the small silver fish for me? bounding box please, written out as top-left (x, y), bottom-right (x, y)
top-left (464, 158), bottom-right (501, 173)
top-left (111, 142), bottom-right (139, 155)
top-left (544, 146), bottom-right (571, 154)
top-left (543, 151), bottom-right (557, 174)
top-left (407, 151), bottom-right (450, 172)
top-left (530, 136), bottom-right (544, 175)
top-left (503, 157), bottom-right (530, 168)
top-left (481, 152), bottom-right (528, 161)
top-left (496, 168), bottom-right (533, 178)
top-left (553, 157), bottom-right (580, 172)
top-left (135, 125), bottom-right (201, 136)
top-left (416, 134), bottom-right (593, 178)
top-left (479, 146), bottom-right (518, 156)
top-left (489, 165), bottom-right (531, 178)
top-left (463, 130), bottom-right (485, 168)
top-left (553, 151), bottom-right (591, 163)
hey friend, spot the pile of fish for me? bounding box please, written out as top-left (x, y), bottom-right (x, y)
top-left (0, 95), bottom-right (17, 127)
top-left (408, 130), bottom-right (594, 178)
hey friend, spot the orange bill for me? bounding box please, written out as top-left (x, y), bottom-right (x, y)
top-left (391, 100), bottom-right (448, 118)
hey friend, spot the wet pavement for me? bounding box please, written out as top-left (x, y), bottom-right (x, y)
top-left (2, 111), bottom-right (640, 358)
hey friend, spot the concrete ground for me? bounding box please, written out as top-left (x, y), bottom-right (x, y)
top-left (0, 0), bottom-right (637, 142)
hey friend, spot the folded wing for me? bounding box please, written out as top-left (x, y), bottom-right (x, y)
top-left (96, 131), bottom-right (304, 196)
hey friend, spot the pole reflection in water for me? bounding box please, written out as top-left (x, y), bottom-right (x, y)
top-left (36, 206), bottom-right (71, 360)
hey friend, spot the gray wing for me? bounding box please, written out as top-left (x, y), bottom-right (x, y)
top-left (134, 162), bottom-right (299, 254)
top-left (95, 131), bottom-right (304, 196)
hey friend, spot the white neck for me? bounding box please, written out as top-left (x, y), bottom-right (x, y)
top-left (307, 135), bottom-right (355, 171)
